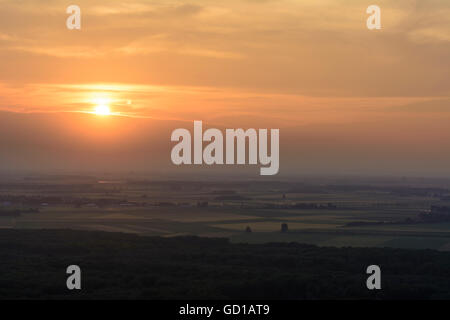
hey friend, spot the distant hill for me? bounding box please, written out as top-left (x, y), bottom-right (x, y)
top-left (0, 229), bottom-right (449, 299)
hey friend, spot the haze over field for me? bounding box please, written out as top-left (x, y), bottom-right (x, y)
top-left (0, 0), bottom-right (449, 176)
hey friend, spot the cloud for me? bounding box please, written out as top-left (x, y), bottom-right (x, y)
top-left (386, 98), bottom-right (450, 113)
top-left (0, 0), bottom-right (449, 97)
top-left (0, 81), bottom-right (446, 132)
top-left (0, 0), bottom-right (449, 176)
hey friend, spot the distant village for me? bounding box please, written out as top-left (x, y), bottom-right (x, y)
top-left (0, 191), bottom-right (346, 217)
top-left (346, 205), bottom-right (450, 227)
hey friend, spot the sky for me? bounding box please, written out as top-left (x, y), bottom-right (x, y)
top-left (0, 0), bottom-right (449, 176)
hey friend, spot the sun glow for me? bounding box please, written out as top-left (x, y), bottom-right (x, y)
top-left (94, 105), bottom-right (111, 116)
top-left (92, 97), bottom-right (111, 116)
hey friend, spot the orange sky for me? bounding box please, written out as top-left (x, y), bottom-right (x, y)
top-left (0, 0), bottom-right (449, 176)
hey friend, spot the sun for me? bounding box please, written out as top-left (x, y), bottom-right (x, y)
top-left (94, 105), bottom-right (111, 116)
top-left (92, 97), bottom-right (111, 116)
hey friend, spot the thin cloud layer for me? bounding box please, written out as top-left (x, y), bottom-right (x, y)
top-left (0, 0), bottom-right (449, 175)
top-left (0, 0), bottom-right (449, 96)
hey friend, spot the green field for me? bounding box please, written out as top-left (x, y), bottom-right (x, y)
top-left (1, 175), bottom-right (450, 251)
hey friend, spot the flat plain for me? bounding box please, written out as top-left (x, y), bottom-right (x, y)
top-left (1, 175), bottom-right (449, 251)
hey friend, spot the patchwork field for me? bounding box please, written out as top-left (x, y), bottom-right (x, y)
top-left (1, 175), bottom-right (450, 251)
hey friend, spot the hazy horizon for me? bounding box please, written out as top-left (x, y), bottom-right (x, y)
top-left (1, 109), bottom-right (450, 178)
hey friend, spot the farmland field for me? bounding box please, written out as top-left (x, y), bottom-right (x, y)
top-left (1, 174), bottom-right (450, 251)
